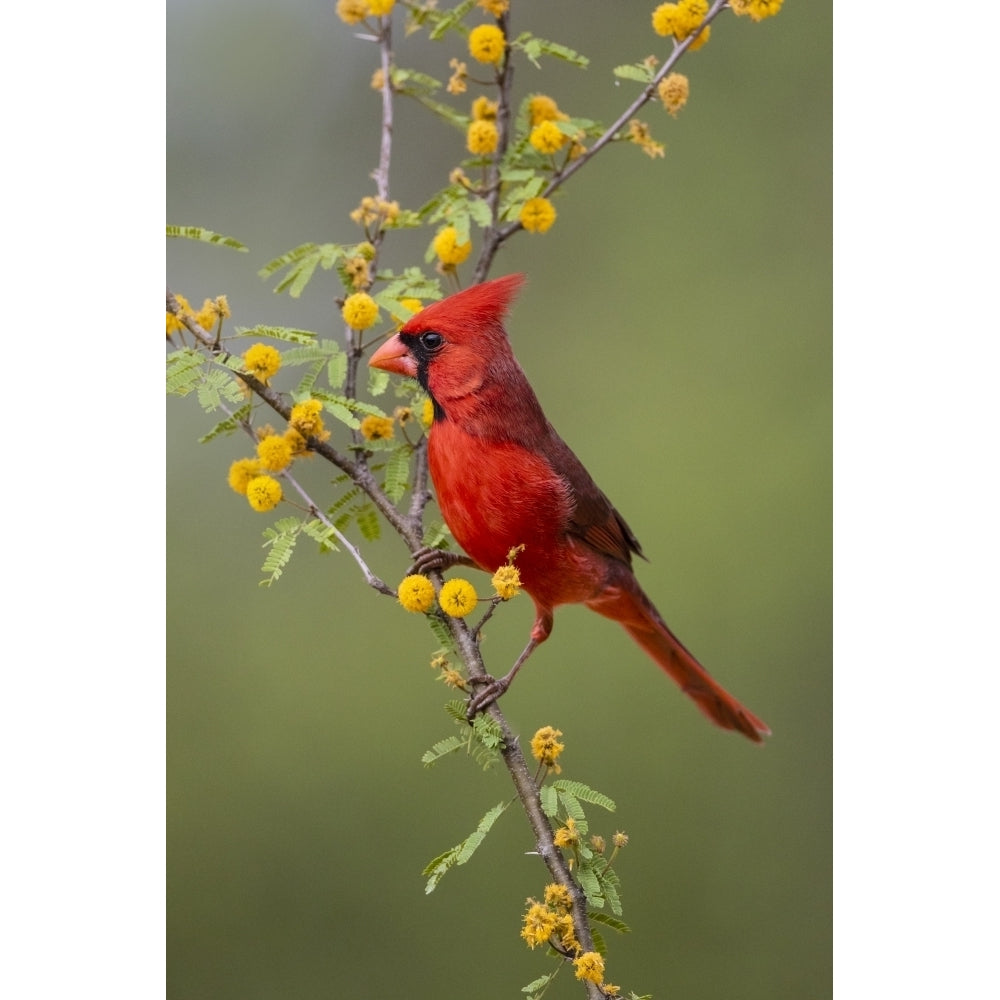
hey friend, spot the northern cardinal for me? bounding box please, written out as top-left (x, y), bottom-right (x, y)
top-left (370, 274), bottom-right (769, 742)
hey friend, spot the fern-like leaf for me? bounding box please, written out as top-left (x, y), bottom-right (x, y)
top-left (165, 349), bottom-right (206, 397)
top-left (552, 780), bottom-right (616, 813)
top-left (383, 446), bottom-right (411, 503)
top-left (423, 800), bottom-right (508, 893)
top-left (588, 910), bottom-right (631, 934)
top-left (233, 324), bottom-right (317, 345)
top-left (354, 503), bottom-right (380, 542)
top-left (198, 404), bottom-right (251, 444)
top-left (421, 735), bottom-right (465, 766)
top-left (166, 225), bottom-right (248, 251)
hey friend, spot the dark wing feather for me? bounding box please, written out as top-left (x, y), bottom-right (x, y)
top-left (538, 429), bottom-right (645, 567)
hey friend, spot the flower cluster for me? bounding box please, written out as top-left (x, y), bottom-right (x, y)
top-left (520, 883), bottom-right (579, 954)
top-left (342, 292), bottom-right (380, 331)
top-left (731, 0), bottom-right (784, 21)
top-left (530, 725), bottom-right (565, 773)
top-left (658, 72), bottom-right (690, 117)
top-left (335, 0), bottom-right (394, 24)
top-left (243, 343), bottom-right (282, 382)
top-left (360, 414), bottom-right (395, 441)
top-left (468, 24), bottom-right (505, 66)
top-left (432, 226), bottom-right (472, 268)
top-left (652, 0), bottom-right (712, 50)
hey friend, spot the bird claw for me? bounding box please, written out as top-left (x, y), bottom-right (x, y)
top-left (408, 546), bottom-right (475, 576)
top-left (465, 676), bottom-right (509, 720)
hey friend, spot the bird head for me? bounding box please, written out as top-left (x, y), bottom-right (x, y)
top-left (369, 274), bottom-right (527, 417)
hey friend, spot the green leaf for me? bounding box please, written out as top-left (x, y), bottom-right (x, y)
top-left (613, 63), bottom-right (655, 84)
top-left (552, 780), bottom-right (616, 813)
top-left (423, 800), bottom-right (509, 893)
top-left (539, 785), bottom-right (559, 819)
top-left (383, 446), bottom-right (411, 503)
top-left (165, 349), bottom-right (205, 397)
top-left (514, 34), bottom-right (589, 69)
top-left (300, 518), bottom-right (340, 553)
top-left (198, 404), bottom-right (251, 444)
top-left (259, 518), bottom-right (301, 586)
top-left (427, 615), bottom-right (457, 652)
top-left (575, 866), bottom-right (603, 908)
top-left (588, 910), bottom-right (632, 934)
top-left (166, 225), bottom-right (248, 251)
top-left (522, 971), bottom-right (559, 997)
top-left (368, 367), bottom-right (391, 397)
top-left (421, 735), bottom-right (465, 766)
top-left (327, 350), bottom-right (347, 389)
top-left (233, 324), bottom-right (318, 345)
top-left (355, 502), bottom-right (381, 542)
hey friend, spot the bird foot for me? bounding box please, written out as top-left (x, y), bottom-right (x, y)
top-left (465, 675), bottom-right (509, 720)
top-left (407, 546), bottom-right (476, 577)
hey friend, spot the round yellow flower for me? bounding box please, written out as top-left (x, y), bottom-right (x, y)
top-left (468, 24), bottom-right (505, 65)
top-left (368, 0), bottom-right (395, 15)
top-left (731, 0), bottom-right (784, 20)
top-left (573, 952), bottom-right (605, 986)
top-left (543, 883), bottom-right (573, 912)
top-left (289, 399), bottom-right (326, 439)
top-left (256, 434), bottom-right (293, 472)
top-left (246, 475), bottom-right (282, 512)
top-left (397, 574), bottom-right (435, 613)
top-left (439, 578), bottom-right (478, 618)
top-left (528, 94), bottom-right (566, 126)
top-left (432, 226), bottom-right (472, 266)
top-left (530, 725), bottom-right (565, 771)
top-left (471, 96), bottom-right (498, 121)
top-left (335, 0), bottom-right (368, 25)
top-left (227, 458), bottom-right (262, 496)
top-left (467, 119), bottom-right (499, 155)
top-left (359, 414), bottom-right (394, 441)
top-left (342, 292), bottom-right (379, 331)
top-left (520, 901), bottom-right (558, 950)
top-left (529, 120), bottom-right (568, 155)
top-left (658, 72), bottom-right (689, 117)
top-left (491, 563), bottom-right (521, 599)
top-left (243, 343), bottom-right (282, 381)
top-left (519, 197), bottom-right (557, 234)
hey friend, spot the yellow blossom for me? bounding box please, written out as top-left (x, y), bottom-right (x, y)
top-left (246, 475), bottom-right (282, 513)
top-left (439, 578), bottom-right (478, 618)
top-left (368, 0), bottom-right (395, 14)
top-left (447, 57), bottom-right (468, 95)
top-left (289, 399), bottom-right (328, 441)
top-left (477, 0), bottom-right (508, 15)
top-left (343, 256), bottom-right (370, 290)
top-left (573, 951), bottom-right (605, 985)
top-left (529, 119), bottom-right (568, 155)
top-left (243, 343), bottom-right (282, 381)
top-left (394, 298), bottom-right (423, 324)
top-left (335, 0), bottom-right (368, 25)
top-left (628, 119), bottom-right (665, 159)
top-left (227, 458), bottom-right (263, 496)
top-left (437, 667), bottom-right (468, 690)
top-left (658, 72), bottom-right (689, 117)
top-left (528, 94), bottom-right (567, 126)
top-left (552, 912), bottom-right (579, 954)
top-left (350, 195), bottom-right (400, 227)
top-left (342, 292), bottom-right (379, 330)
top-left (613, 830), bottom-right (629, 848)
top-left (359, 414), bottom-right (394, 441)
top-left (256, 434), bottom-right (293, 472)
top-left (519, 197), bottom-right (557, 234)
top-left (397, 574), bottom-right (435, 613)
top-left (432, 226), bottom-right (472, 267)
top-left (543, 883), bottom-right (573, 912)
top-left (652, 0), bottom-right (711, 49)
top-left (468, 24), bottom-right (505, 65)
top-left (531, 725), bottom-right (565, 772)
top-left (491, 563), bottom-right (521, 600)
top-left (471, 96), bottom-right (498, 121)
top-left (467, 119), bottom-right (499, 155)
top-left (731, 0), bottom-right (783, 20)
top-left (553, 816), bottom-right (579, 849)
top-left (370, 67), bottom-right (385, 90)
top-left (421, 397), bottom-right (435, 428)
top-left (520, 901), bottom-right (558, 950)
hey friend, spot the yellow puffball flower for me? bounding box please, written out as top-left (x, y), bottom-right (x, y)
top-left (731, 0), bottom-right (784, 20)
top-left (573, 952), bottom-right (605, 986)
top-left (529, 120), bottom-right (568, 155)
top-left (432, 226), bottom-right (472, 266)
top-left (359, 414), bottom-right (394, 441)
top-left (477, 0), bottom-right (509, 16)
top-left (491, 563), bottom-right (521, 600)
top-left (227, 458), bottom-right (263, 496)
top-left (342, 292), bottom-right (379, 331)
top-left (335, 0), bottom-right (368, 25)
top-left (467, 119), bottom-right (499, 155)
top-left (519, 197), bottom-right (557, 234)
top-left (243, 343), bottom-right (282, 381)
top-left (658, 72), bottom-right (689, 117)
top-left (613, 830), bottom-right (630, 848)
top-left (520, 901), bottom-right (558, 950)
top-left (543, 883), bottom-right (573, 913)
top-left (397, 574), bottom-right (435, 613)
top-left (439, 578), bottom-right (478, 618)
top-left (368, 0), bottom-right (395, 15)
top-left (256, 434), bottom-right (293, 472)
top-left (530, 725), bottom-right (564, 772)
top-left (553, 817), bottom-right (579, 849)
top-left (289, 399), bottom-right (327, 439)
top-left (471, 96), bottom-right (498, 121)
top-left (246, 475), bottom-right (282, 512)
top-left (468, 24), bottom-right (505, 65)
top-left (528, 94), bottom-right (567, 126)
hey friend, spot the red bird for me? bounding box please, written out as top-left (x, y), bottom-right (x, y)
top-left (370, 274), bottom-right (769, 742)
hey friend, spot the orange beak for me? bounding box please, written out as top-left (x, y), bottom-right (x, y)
top-left (369, 333), bottom-right (417, 378)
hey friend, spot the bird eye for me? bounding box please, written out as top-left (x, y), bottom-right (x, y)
top-left (419, 331), bottom-right (444, 352)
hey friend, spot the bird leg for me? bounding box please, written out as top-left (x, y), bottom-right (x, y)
top-left (407, 546), bottom-right (477, 577)
top-left (466, 637), bottom-right (539, 720)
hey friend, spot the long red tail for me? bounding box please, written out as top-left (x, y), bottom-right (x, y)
top-left (586, 580), bottom-right (770, 743)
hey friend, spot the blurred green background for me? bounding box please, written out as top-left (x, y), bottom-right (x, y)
top-left (167, 2), bottom-right (830, 997)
